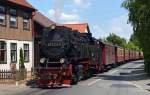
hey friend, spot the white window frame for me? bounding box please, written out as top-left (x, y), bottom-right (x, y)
top-left (10, 43), bottom-right (17, 63)
top-left (9, 8), bottom-right (17, 28)
top-left (23, 18), bottom-right (30, 30)
top-left (24, 44), bottom-right (29, 62)
top-left (0, 41), bottom-right (7, 64)
top-left (0, 5), bottom-right (6, 25)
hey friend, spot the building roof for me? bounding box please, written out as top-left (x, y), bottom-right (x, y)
top-left (33, 12), bottom-right (55, 27)
top-left (7, 0), bottom-right (35, 10)
top-left (63, 23), bottom-right (90, 33)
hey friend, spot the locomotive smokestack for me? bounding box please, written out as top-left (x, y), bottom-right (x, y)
top-left (53, 0), bottom-right (64, 23)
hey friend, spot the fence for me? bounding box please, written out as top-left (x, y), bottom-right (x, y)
top-left (0, 69), bottom-right (27, 83)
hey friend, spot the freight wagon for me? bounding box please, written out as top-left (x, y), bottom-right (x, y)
top-left (101, 43), bottom-right (116, 68)
top-left (139, 51), bottom-right (144, 59)
top-left (129, 50), bottom-right (134, 61)
top-left (116, 46), bottom-right (124, 64)
top-left (124, 49), bottom-right (130, 62)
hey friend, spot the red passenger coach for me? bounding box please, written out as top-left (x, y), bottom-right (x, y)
top-left (129, 51), bottom-right (134, 61)
top-left (129, 50), bottom-right (140, 60)
top-left (133, 51), bottom-right (137, 60)
top-left (136, 51), bottom-right (140, 60)
top-left (102, 43), bottom-right (116, 67)
top-left (124, 49), bottom-right (129, 61)
top-left (139, 51), bottom-right (144, 59)
top-left (116, 47), bottom-right (124, 64)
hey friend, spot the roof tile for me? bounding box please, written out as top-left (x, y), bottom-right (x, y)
top-left (63, 23), bottom-right (89, 33)
top-left (7, 0), bottom-right (35, 10)
top-left (33, 12), bottom-right (55, 27)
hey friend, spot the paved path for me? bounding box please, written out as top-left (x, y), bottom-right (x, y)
top-left (0, 60), bottom-right (150, 95)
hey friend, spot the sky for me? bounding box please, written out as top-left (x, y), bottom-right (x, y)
top-left (27, 0), bottom-right (133, 40)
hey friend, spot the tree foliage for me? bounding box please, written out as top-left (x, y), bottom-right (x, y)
top-left (104, 33), bottom-right (126, 47)
top-left (125, 33), bottom-right (141, 51)
top-left (104, 33), bottom-right (140, 51)
top-left (122, 0), bottom-right (150, 74)
top-left (19, 48), bottom-right (25, 69)
top-left (130, 33), bottom-right (140, 46)
top-left (125, 41), bottom-right (140, 51)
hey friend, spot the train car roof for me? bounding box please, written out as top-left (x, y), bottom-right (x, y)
top-left (98, 41), bottom-right (117, 47)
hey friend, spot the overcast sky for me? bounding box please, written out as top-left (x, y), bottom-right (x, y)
top-left (28, 0), bottom-right (133, 40)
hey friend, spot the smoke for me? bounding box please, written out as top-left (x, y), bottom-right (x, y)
top-left (53, 0), bottom-right (65, 22)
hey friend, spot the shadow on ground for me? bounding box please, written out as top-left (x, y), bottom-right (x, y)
top-left (97, 61), bottom-right (150, 81)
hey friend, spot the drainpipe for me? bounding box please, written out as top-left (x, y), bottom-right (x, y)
top-left (31, 11), bottom-right (36, 77)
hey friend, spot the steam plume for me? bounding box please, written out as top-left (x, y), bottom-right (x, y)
top-left (53, 0), bottom-right (64, 22)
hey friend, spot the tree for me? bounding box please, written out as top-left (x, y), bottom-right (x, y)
top-left (125, 41), bottom-right (140, 51)
top-left (104, 33), bottom-right (140, 51)
top-left (19, 48), bottom-right (25, 69)
top-left (124, 33), bottom-right (141, 51)
top-left (122, 0), bottom-right (150, 74)
top-left (130, 33), bottom-right (140, 47)
top-left (105, 33), bottom-right (126, 47)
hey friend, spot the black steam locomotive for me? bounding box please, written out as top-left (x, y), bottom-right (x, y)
top-left (35, 25), bottom-right (102, 86)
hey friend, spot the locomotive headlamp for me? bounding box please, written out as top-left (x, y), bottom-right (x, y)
top-left (60, 58), bottom-right (65, 63)
top-left (40, 58), bottom-right (46, 63)
top-left (51, 24), bottom-right (56, 30)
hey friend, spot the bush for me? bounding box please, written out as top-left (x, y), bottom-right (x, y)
top-left (19, 48), bottom-right (25, 69)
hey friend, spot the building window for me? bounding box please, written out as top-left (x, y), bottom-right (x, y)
top-left (10, 43), bottom-right (17, 63)
top-left (23, 18), bottom-right (30, 30)
top-left (0, 5), bottom-right (6, 25)
top-left (0, 41), bottom-right (7, 64)
top-left (23, 12), bottom-right (30, 30)
top-left (0, 5), bottom-right (5, 13)
top-left (24, 44), bottom-right (29, 62)
top-left (10, 8), bottom-right (17, 15)
top-left (10, 16), bottom-right (17, 27)
top-left (9, 8), bottom-right (17, 28)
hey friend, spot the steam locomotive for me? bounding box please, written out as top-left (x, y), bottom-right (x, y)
top-left (35, 25), bottom-right (143, 87)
